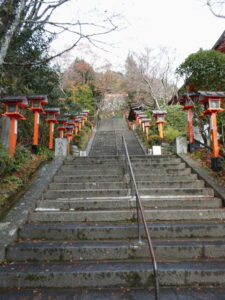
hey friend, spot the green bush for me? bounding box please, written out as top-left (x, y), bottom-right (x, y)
top-left (0, 143), bottom-right (38, 177)
top-left (14, 144), bottom-right (31, 164)
top-left (148, 135), bottom-right (162, 146)
top-left (163, 126), bottom-right (183, 144)
top-left (74, 123), bottom-right (92, 150)
top-left (0, 144), bottom-right (17, 175)
top-left (37, 145), bottom-right (54, 160)
top-left (164, 105), bottom-right (187, 134)
top-left (2, 175), bottom-right (23, 187)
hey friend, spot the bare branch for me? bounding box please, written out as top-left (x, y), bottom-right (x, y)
top-left (37, 0), bottom-right (69, 20)
top-left (0, 0), bottom-right (121, 67)
top-left (206, 0), bottom-right (225, 18)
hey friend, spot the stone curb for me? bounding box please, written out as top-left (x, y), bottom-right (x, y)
top-left (133, 131), bottom-right (147, 154)
top-left (0, 157), bottom-right (64, 263)
top-left (85, 127), bottom-right (97, 156)
top-left (178, 154), bottom-right (225, 205)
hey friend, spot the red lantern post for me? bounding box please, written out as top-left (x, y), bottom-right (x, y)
top-left (198, 91), bottom-right (225, 171)
top-left (57, 118), bottom-right (68, 138)
top-left (45, 108), bottom-right (60, 149)
top-left (64, 125), bottom-right (74, 155)
top-left (1, 96), bottom-right (28, 156)
top-left (181, 92), bottom-right (198, 152)
top-left (142, 118), bottom-right (151, 139)
top-left (27, 95), bottom-right (48, 153)
top-left (152, 110), bottom-right (167, 138)
top-left (134, 111), bottom-right (142, 124)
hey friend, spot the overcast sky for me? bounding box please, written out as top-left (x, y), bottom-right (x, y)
top-left (51, 0), bottom-right (225, 73)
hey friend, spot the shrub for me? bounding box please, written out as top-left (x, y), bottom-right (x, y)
top-left (164, 105), bottom-right (187, 134)
top-left (163, 126), bottom-right (183, 144)
top-left (0, 144), bottom-right (17, 175)
top-left (148, 135), bottom-right (162, 146)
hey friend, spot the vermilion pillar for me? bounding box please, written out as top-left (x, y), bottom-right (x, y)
top-left (158, 123), bottom-right (163, 139)
top-left (67, 135), bottom-right (72, 155)
top-left (187, 108), bottom-right (195, 153)
top-left (33, 111), bottom-right (39, 145)
top-left (49, 122), bottom-right (54, 149)
top-left (211, 112), bottom-right (219, 158)
top-left (74, 119), bottom-right (79, 133)
top-left (59, 130), bottom-right (64, 138)
top-left (187, 109), bottom-right (194, 144)
top-left (9, 118), bottom-right (17, 156)
top-left (145, 126), bottom-right (150, 140)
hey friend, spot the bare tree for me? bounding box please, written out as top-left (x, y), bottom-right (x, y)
top-left (0, 0), bottom-right (120, 66)
top-left (206, 0), bottom-right (225, 18)
top-left (125, 47), bottom-right (178, 109)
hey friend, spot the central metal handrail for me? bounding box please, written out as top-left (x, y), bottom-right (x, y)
top-left (122, 136), bottom-right (160, 300)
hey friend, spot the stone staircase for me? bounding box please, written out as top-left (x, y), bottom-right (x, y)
top-left (0, 119), bottom-right (225, 299)
top-left (89, 118), bottom-right (144, 156)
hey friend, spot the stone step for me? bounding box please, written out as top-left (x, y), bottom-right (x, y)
top-left (48, 182), bottom-right (127, 190)
top-left (60, 165), bottom-right (121, 171)
top-left (44, 189), bottom-right (129, 199)
top-left (89, 149), bottom-right (117, 153)
top-left (134, 168), bottom-right (192, 176)
top-left (134, 174), bottom-right (198, 181)
top-left (19, 222), bottom-right (225, 241)
top-left (136, 180), bottom-right (205, 189)
top-left (53, 175), bottom-right (125, 183)
top-left (139, 187), bottom-right (214, 196)
top-left (61, 163), bottom-right (121, 169)
top-left (58, 169), bottom-right (123, 175)
top-left (130, 155), bottom-right (177, 160)
top-left (65, 156), bottom-right (119, 163)
top-left (0, 286), bottom-right (224, 300)
top-left (7, 239), bottom-right (225, 262)
top-left (29, 208), bottom-right (225, 223)
top-left (0, 260), bottom-right (225, 288)
top-left (37, 197), bottom-right (222, 210)
top-left (90, 147), bottom-right (117, 151)
top-left (130, 163), bottom-right (186, 170)
top-left (131, 159), bottom-right (182, 165)
top-left (89, 153), bottom-right (118, 157)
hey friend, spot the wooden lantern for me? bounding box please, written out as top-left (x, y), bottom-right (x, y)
top-left (64, 125), bottom-right (74, 155)
top-left (27, 95), bottom-right (48, 153)
top-left (45, 107), bottom-right (60, 149)
top-left (1, 96), bottom-right (28, 156)
top-left (198, 91), bottom-right (225, 171)
top-left (181, 92), bottom-right (198, 152)
top-left (142, 118), bottom-right (151, 138)
top-left (152, 110), bottom-right (167, 138)
top-left (57, 118), bottom-right (68, 138)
